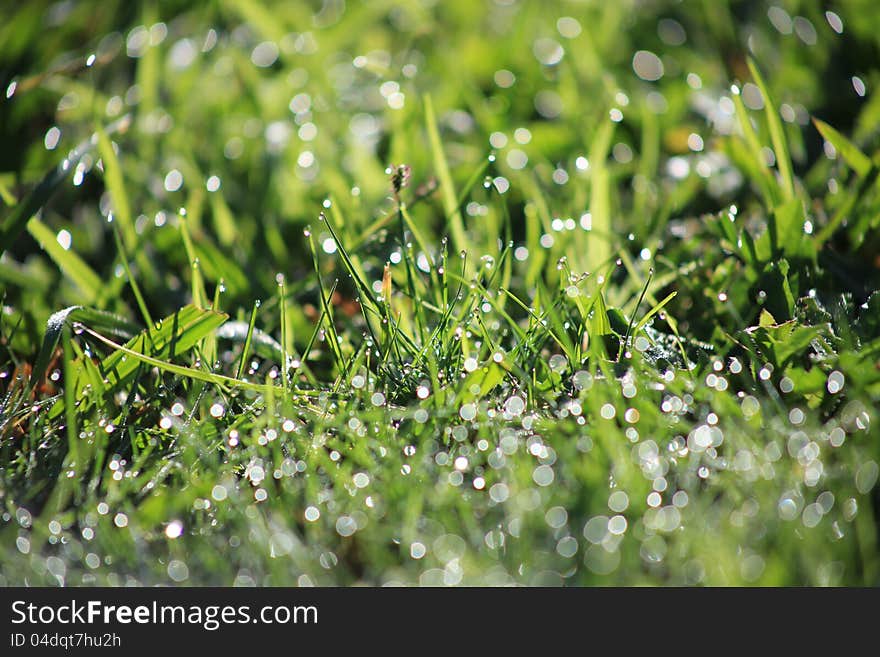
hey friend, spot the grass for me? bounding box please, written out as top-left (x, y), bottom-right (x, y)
top-left (0, 0), bottom-right (879, 586)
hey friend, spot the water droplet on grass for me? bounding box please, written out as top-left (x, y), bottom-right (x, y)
top-left (504, 395), bottom-right (525, 416)
top-left (164, 169), bottom-right (183, 192)
top-left (554, 536), bottom-right (577, 558)
top-left (856, 461), bottom-right (879, 494)
top-left (608, 515), bottom-right (628, 535)
top-left (852, 76), bottom-right (866, 97)
top-left (827, 371), bottom-right (845, 394)
top-left (165, 521), bottom-right (183, 539)
top-left (826, 11), bottom-right (844, 33)
top-left (532, 464), bottom-right (554, 486)
top-left (585, 545), bottom-right (620, 575)
top-left (545, 506), bottom-right (567, 528)
top-left (571, 370), bottom-right (593, 391)
top-left (489, 483), bottom-right (509, 503)
top-left (167, 560), bottom-right (189, 582)
top-left (549, 354), bottom-right (567, 373)
top-left (331, 515), bottom-right (356, 537)
top-left (608, 491), bottom-right (629, 512)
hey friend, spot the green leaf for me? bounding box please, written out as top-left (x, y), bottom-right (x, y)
top-left (26, 217), bottom-right (103, 303)
top-left (752, 259), bottom-right (796, 322)
top-left (633, 291), bottom-right (677, 337)
top-left (95, 128), bottom-right (136, 249)
top-left (99, 304), bottom-right (227, 389)
top-left (591, 289), bottom-right (611, 337)
top-left (743, 317), bottom-right (821, 369)
top-left (730, 91), bottom-right (778, 208)
top-left (587, 119), bottom-right (615, 271)
top-left (424, 95), bottom-right (467, 254)
top-left (759, 197), bottom-right (812, 260)
top-left (29, 306), bottom-right (137, 395)
top-left (748, 58), bottom-right (795, 203)
top-left (82, 326), bottom-right (271, 393)
top-left (813, 117), bottom-right (872, 177)
top-left (456, 361), bottom-right (506, 404)
top-left (759, 308), bottom-right (777, 327)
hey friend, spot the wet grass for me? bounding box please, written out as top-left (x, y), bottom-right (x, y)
top-left (1, 0), bottom-right (880, 586)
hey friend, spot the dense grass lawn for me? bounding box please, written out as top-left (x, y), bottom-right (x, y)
top-left (1, 0), bottom-right (879, 586)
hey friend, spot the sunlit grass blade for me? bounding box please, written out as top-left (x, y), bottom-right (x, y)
top-left (620, 268), bottom-right (653, 359)
top-left (28, 306), bottom-right (137, 396)
top-left (99, 305), bottom-right (227, 390)
top-left (95, 127), bottom-right (136, 249)
top-left (278, 276), bottom-right (290, 390)
top-left (306, 231), bottom-right (349, 373)
top-left (502, 286), bottom-right (569, 356)
top-left (82, 325), bottom-right (272, 393)
top-left (748, 58), bottom-right (795, 202)
top-left (209, 191), bottom-right (240, 248)
top-left (178, 210), bottom-right (209, 310)
top-left (632, 290), bottom-right (677, 337)
top-left (730, 89), bottom-right (778, 208)
top-left (26, 217), bottom-right (102, 303)
top-left (425, 95), bottom-right (467, 254)
top-left (0, 174), bottom-right (16, 206)
top-left (109, 218), bottom-right (153, 329)
top-left (587, 118), bottom-right (614, 272)
top-left (812, 117), bottom-right (872, 177)
top-left (234, 300), bottom-right (260, 380)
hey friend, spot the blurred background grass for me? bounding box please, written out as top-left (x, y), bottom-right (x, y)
top-left (3, 0), bottom-right (879, 334)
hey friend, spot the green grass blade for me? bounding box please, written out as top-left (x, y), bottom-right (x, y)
top-left (235, 300), bottom-right (260, 379)
top-left (730, 90), bottom-right (778, 208)
top-left (633, 290), bottom-right (677, 336)
top-left (278, 276), bottom-right (290, 390)
top-left (178, 211), bottom-right (208, 309)
top-left (425, 95), bottom-right (468, 254)
top-left (587, 119), bottom-right (614, 272)
top-left (99, 305), bottom-right (227, 389)
top-left (209, 191), bottom-right (240, 247)
top-left (109, 218), bottom-right (153, 329)
top-left (28, 306), bottom-right (137, 395)
top-left (26, 217), bottom-right (102, 303)
top-left (95, 128), bottom-right (136, 249)
top-left (748, 58), bottom-right (795, 202)
top-left (812, 117), bottom-right (872, 177)
top-left (82, 325), bottom-right (271, 393)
